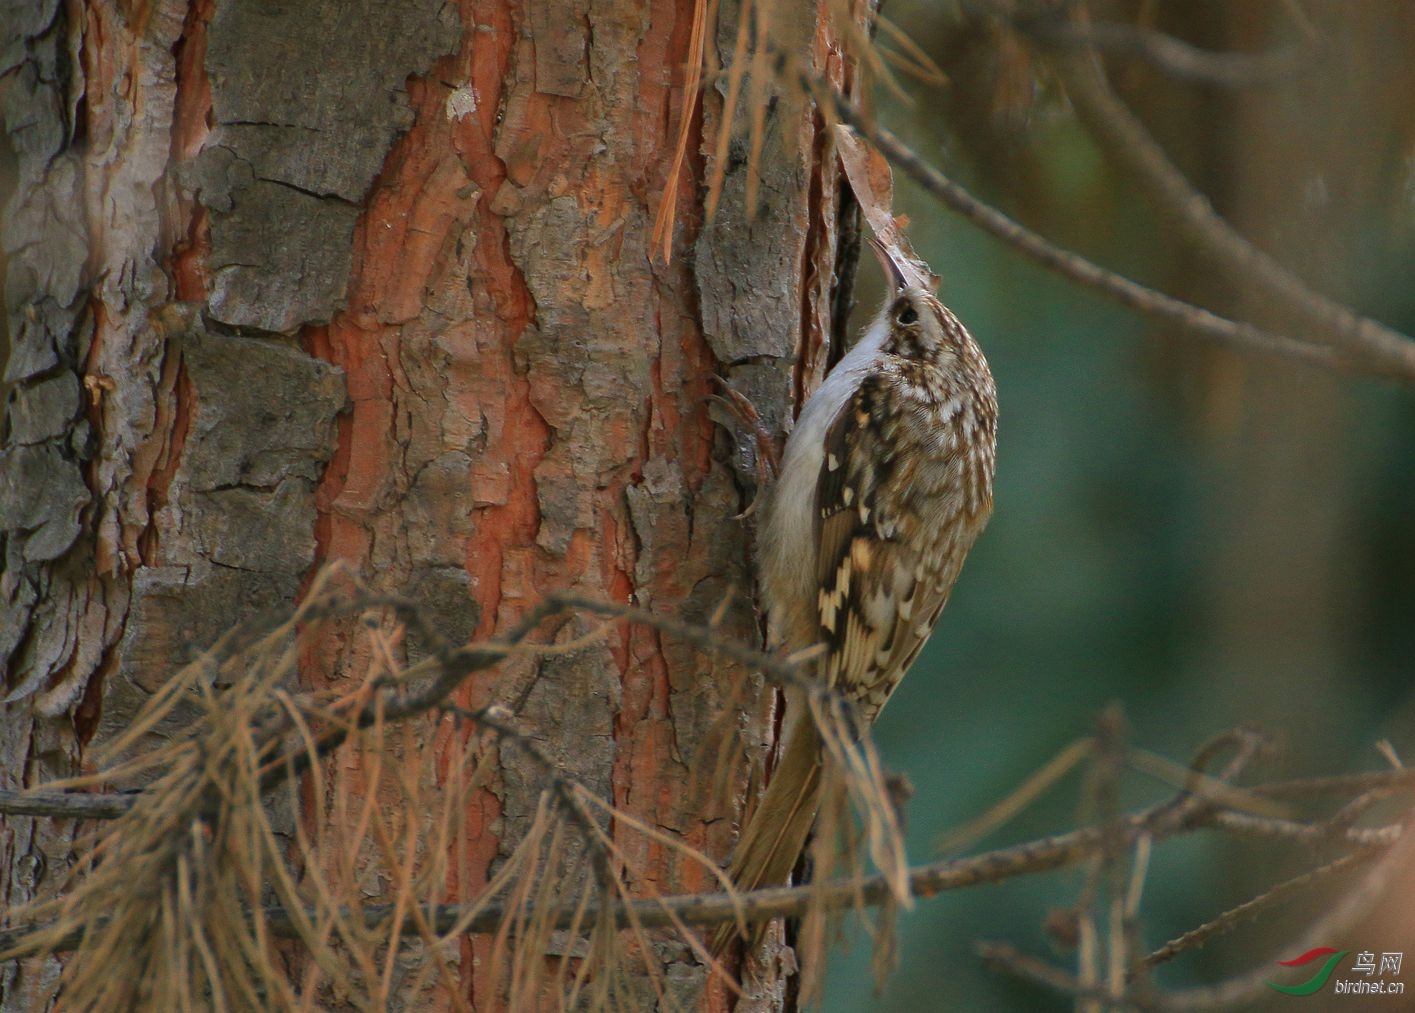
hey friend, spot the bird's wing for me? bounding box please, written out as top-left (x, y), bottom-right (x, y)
top-left (814, 373), bottom-right (945, 719)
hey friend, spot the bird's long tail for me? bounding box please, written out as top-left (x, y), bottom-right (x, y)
top-left (711, 715), bottom-right (823, 955)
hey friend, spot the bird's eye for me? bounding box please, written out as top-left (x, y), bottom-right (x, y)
top-left (896, 304), bottom-right (918, 325)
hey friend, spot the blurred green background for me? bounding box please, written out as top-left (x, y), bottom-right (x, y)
top-left (825, 2), bottom-right (1415, 1009)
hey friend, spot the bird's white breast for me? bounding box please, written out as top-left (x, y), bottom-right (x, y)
top-left (759, 315), bottom-right (891, 649)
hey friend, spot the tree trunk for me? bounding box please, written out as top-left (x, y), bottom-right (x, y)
top-left (1, 0), bottom-right (864, 1008)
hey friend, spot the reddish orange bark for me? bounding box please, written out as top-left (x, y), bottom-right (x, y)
top-left (2, 0), bottom-right (866, 1007)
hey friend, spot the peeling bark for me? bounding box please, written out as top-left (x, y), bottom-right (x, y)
top-left (1, 0), bottom-right (866, 1008)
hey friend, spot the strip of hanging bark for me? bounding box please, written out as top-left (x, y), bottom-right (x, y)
top-left (649, 0), bottom-right (707, 262)
top-left (834, 123), bottom-right (936, 289)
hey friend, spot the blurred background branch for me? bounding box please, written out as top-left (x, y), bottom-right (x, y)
top-left (1021, 19), bottom-right (1309, 89)
top-left (812, 1), bottom-right (1415, 1007)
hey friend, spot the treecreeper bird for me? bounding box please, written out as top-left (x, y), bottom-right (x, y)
top-left (714, 241), bottom-right (997, 955)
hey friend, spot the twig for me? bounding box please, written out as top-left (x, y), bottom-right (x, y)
top-left (1023, 19), bottom-right (1307, 88)
top-left (1077, 705), bottom-right (1128, 1011)
top-left (1046, 44), bottom-right (1415, 382)
top-left (9, 585), bottom-right (1415, 1010)
top-left (248, 593), bottom-right (569, 795)
top-left (543, 591), bottom-right (816, 691)
top-left (1323, 787), bottom-right (1406, 836)
top-left (978, 941), bottom-right (1154, 1011)
top-left (1160, 812), bottom-right (1415, 1010)
top-left (1141, 728), bottom-right (1268, 836)
top-left (0, 790), bottom-right (134, 820)
top-left (981, 840), bottom-right (1398, 1009)
top-left (0, 844), bottom-right (1060, 955)
top-left (1252, 768), bottom-right (1415, 799)
top-left (5, 781), bottom-right (1404, 957)
top-left (1208, 809), bottom-right (1402, 848)
top-left (0, 833), bottom-right (1170, 955)
top-left (1140, 848), bottom-right (1378, 970)
top-left (807, 76), bottom-right (1359, 375)
top-left (0, 590), bottom-right (818, 827)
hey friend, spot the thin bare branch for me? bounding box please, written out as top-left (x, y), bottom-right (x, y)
top-left (1208, 809), bottom-right (1402, 848)
top-left (805, 76), bottom-right (1385, 377)
top-left (1045, 41), bottom-right (1415, 381)
top-left (0, 790), bottom-right (133, 820)
top-left (1251, 767), bottom-right (1415, 800)
top-left (544, 591), bottom-right (813, 689)
top-left (8, 582), bottom-right (1414, 1011)
top-left (1024, 19), bottom-right (1308, 88)
top-left (978, 941), bottom-right (1154, 1012)
top-left (1159, 814), bottom-right (1415, 1011)
top-left (6, 772), bottom-right (1404, 958)
top-left (1140, 848), bottom-right (1377, 971)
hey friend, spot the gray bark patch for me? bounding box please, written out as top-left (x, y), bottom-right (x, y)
top-left (0, 443), bottom-right (89, 563)
top-left (99, 323), bottom-right (347, 749)
top-left (100, 563), bottom-right (299, 748)
top-left (180, 329), bottom-right (347, 491)
top-left (189, 0), bottom-right (461, 331)
top-left (5, 373), bottom-right (80, 445)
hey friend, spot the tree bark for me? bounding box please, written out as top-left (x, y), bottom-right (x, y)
top-left (1, 0), bottom-right (865, 1008)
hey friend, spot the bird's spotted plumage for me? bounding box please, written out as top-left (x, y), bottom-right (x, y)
top-left (715, 267), bottom-right (996, 955)
top-left (809, 292), bottom-right (995, 721)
